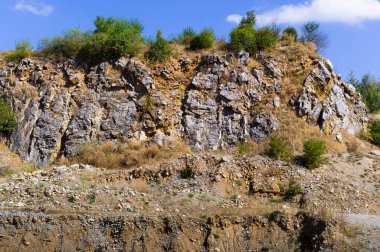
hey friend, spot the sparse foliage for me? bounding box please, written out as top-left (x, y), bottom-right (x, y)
top-left (302, 139), bottom-right (327, 169)
top-left (172, 27), bottom-right (196, 45)
top-left (145, 30), bottom-right (172, 63)
top-left (282, 27), bottom-right (298, 41)
top-left (301, 22), bottom-right (328, 50)
top-left (40, 29), bottom-right (88, 59)
top-left (0, 98), bottom-right (16, 135)
top-left (285, 181), bottom-right (302, 199)
top-left (6, 40), bottom-right (33, 63)
top-left (72, 140), bottom-right (189, 169)
top-left (240, 10), bottom-right (257, 26)
top-left (237, 141), bottom-right (250, 155)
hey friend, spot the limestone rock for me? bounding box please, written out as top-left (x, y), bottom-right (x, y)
top-left (0, 51), bottom-right (367, 166)
top-left (295, 58), bottom-right (367, 134)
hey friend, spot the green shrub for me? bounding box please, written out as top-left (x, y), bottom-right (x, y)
top-left (265, 135), bottom-right (293, 162)
top-left (145, 30), bottom-right (172, 63)
top-left (348, 73), bottom-right (380, 113)
top-left (189, 28), bottom-right (216, 50)
top-left (228, 11), bottom-right (277, 54)
top-left (240, 10), bottom-right (257, 26)
top-left (254, 27), bottom-right (277, 51)
top-left (237, 141), bottom-right (250, 155)
top-left (367, 120), bottom-right (380, 146)
top-left (285, 181), bottom-right (302, 199)
top-left (302, 139), bottom-right (327, 169)
top-left (229, 25), bottom-right (256, 52)
top-left (67, 195), bottom-right (76, 203)
top-left (39, 29), bottom-right (88, 59)
top-left (172, 27), bottom-right (196, 45)
top-left (79, 16), bottom-right (145, 64)
top-left (282, 27), bottom-right (298, 41)
top-left (6, 41), bottom-right (33, 63)
top-left (87, 192), bottom-right (96, 204)
top-left (0, 98), bottom-right (16, 135)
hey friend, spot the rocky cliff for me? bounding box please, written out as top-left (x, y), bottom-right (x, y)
top-left (0, 43), bottom-right (368, 166)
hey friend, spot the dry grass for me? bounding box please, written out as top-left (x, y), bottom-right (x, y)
top-left (274, 109), bottom-right (347, 154)
top-left (69, 140), bottom-right (190, 169)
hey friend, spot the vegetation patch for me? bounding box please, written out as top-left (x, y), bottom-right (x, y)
top-left (71, 140), bottom-right (189, 169)
top-left (189, 28), bottom-right (216, 50)
top-left (0, 98), bottom-right (16, 135)
top-left (265, 135), bottom-right (293, 162)
top-left (302, 139), bottom-right (327, 169)
top-left (6, 41), bottom-right (33, 63)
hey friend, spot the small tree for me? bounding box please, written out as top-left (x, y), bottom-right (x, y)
top-left (265, 135), bottom-right (293, 162)
top-left (173, 27), bottom-right (196, 45)
top-left (240, 10), bottom-right (257, 26)
top-left (6, 40), bottom-right (33, 63)
top-left (229, 10), bottom-right (277, 54)
top-left (145, 30), bottom-right (172, 63)
top-left (282, 27), bottom-right (298, 41)
top-left (229, 25), bottom-right (256, 52)
top-left (284, 181), bottom-right (302, 199)
top-left (254, 27), bottom-right (277, 51)
top-left (189, 28), bottom-right (216, 50)
top-left (368, 120), bottom-right (380, 146)
top-left (301, 22), bottom-right (327, 50)
top-left (79, 16), bottom-right (145, 64)
top-left (349, 73), bottom-right (380, 113)
top-left (0, 98), bottom-right (16, 135)
top-left (302, 139), bottom-right (327, 169)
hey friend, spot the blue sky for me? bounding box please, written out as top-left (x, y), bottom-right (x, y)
top-left (0, 0), bottom-right (379, 79)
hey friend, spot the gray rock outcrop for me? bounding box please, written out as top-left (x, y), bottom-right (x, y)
top-left (295, 58), bottom-right (368, 135)
top-left (0, 51), bottom-right (368, 166)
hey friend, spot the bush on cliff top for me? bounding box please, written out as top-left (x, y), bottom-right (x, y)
top-left (172, 27), bottom-right (196, 45)
top-left (189, 28), bottom-right (216, 50)
top-left (40, 29), bottom-right (88, 59)
top-left (228, 11), bottom-right (277, 54)
top-left (282, 27), bottom-right (298, 41)
top-left (145, 30), bottom-right (172, 63)
top-left (79, 17), bottom-right (145, 64)
top-left (6, 41), bottom-right (33, 63)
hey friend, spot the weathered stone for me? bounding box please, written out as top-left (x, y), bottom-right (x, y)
top-left (250, 112), bottom-right (277, 142)
top-left (0, 52), bottom-right (367, 166)
top-left (295, 59), bottom-right (367, 134)
top-left (273, 96), bottom-right (280, 108)
top-left (237, 51), bottom-right (250, 66)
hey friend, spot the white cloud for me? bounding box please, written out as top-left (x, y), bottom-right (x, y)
top-left (14, 1), bottom-right (54, 16)
top-left (227, 14), bottom-right (243, 24)
top-left (256, 0), bottom-right (380, 26)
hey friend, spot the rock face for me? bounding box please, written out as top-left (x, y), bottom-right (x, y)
top-left (295, 58), bottom-right (368, 134)
top-left (182, 54), bottom-right (276, 151)
top-left (0, 50), bottom-right (368, 166)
